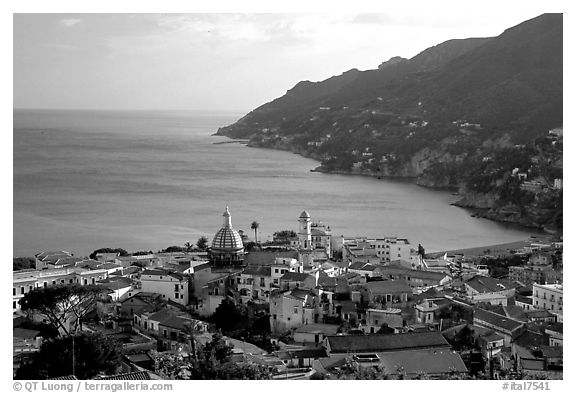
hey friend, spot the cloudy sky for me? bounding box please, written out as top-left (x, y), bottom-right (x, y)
top-left (13, 4), bottom-right (559, 111)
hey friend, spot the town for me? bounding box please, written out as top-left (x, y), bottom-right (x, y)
top-left (13, 207), bottom-right (563, 380)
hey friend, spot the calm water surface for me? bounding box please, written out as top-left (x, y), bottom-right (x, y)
top-left (13, 109), bottom-right (535, 257)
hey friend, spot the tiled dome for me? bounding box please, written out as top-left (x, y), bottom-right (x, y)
top-left (211, 207), bottom-right (244, 252)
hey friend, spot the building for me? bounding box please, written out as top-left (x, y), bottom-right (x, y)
top-left (360, 308), bottom-right (404, 333)
top-left (473, 308), bottom-right (526, 346)
top-left (532, 283), bottom-right (563, 314)
top-left (324, 331), bottom-right (451, 356)
top-left (209, 207), bottom-right (245, 267)
top-left (363, 280), bottom-right (412, 306)
top-left (310, 221), bottom-right (332, 258)
top-left (140, 269), bottom-right (189, 306)
top-left (343, 237), bottom-right (412, 265)
top-left (348, 262), bottom-right (382, 278)
top-left (270, 288), bottom-right (317, 334)
top-left (13, 268), bottom-right (109, 311)
top-left (463, 275), bottom-right (517, 305)
top-left (293, 323), bottom-right (339, 344)
top-left (237, 265), bottom-right (272, 304)
top-left (379, 265), bottom-right (452, 289)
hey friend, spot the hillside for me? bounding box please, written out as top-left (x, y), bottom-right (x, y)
top-left (216, 14), bottom-right (563, 231)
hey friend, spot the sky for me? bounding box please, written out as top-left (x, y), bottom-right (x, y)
top-left (11, 2), bottom-right (567, 112)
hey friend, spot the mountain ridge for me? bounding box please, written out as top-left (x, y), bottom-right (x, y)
top-left (216, 13), bottom-right (563, 232)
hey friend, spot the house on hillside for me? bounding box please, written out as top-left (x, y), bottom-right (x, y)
top-left (463, 275), bottom-right (517, 305)
top-left (140, 269), bottom-right (190, 306)
top-left (270, 288), bottom-right (317, 334)
top-left (363, 280), bottom-right (412, 307)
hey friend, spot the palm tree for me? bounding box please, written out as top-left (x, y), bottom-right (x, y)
top-left (251, 221), bottom-right (260, 243)
top-left (184, 242), bottom-right (193, 252)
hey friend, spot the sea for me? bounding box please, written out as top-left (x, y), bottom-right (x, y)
top-left (13, 109), bottom-right (536, 258)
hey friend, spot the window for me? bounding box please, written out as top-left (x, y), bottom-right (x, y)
top-left (175, 293), bottom-right (179, 299)
top-left (163, 330), bottom-right (167, 338)
top-left (175, 284), bottom-right (179, 292)
top-left (13, 288), bottom-right (15, 296)
top-left (52, 281), bottom-right (56, 285)
top-left (294, 307), bottom-right (298, 314)
top-left (275, 269), bottom-right (279, 274)
top-left (273, 314), bottom-right (277, 320)
top-left (20, 287), bottom-right (25, 294)
top-left (13, 301), bottom-right (17, 309)
top-left (69, 279), bottom-right (73, 284)
top-left (260, 277), bottom-right (265, 287)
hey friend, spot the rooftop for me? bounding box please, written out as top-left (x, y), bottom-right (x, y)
top-left (473, 308), bottom-right (525, 333)
top-left (465, 275), bottom-right (518, 293)
top-left (242, 265), bottom-right (272, 277)
top-left (365, 280), bottom-right (412, 294)
top-left (326, 331), bottom-right (450, 354)
top-left (376, 349), bottom-right (468, 376)
top-left (280, 272), bottom-right (312, 282)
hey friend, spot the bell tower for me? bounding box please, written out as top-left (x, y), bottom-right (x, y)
top-left (298, 211), bottom-right (312, 250)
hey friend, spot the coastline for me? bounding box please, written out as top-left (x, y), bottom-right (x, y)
top-left (216, 134), bottom-right (552, 235)
top-left (427, 236), bottom-right (556, 258)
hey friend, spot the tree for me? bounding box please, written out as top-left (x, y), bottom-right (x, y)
top-left (13, 257), bottom-right (35, 271)
top-left (132, 250), bottom-right (153, 256)
top-left (14, 332), bottom-right (121, 380)
top-left (210, 297), bottom-right (247, 333)
top-left (19, 284), bottom-right (105, 336)
top-left (273, 230), bottom-right (297, 242)
top-left (89, 248), bottom-right (128, 260)
top-left (196, 236), bottom-right (209, 251)
top-left (162, 245), bottom-right (186, 253)
top-left (251, 221), bottom-right (260, 243)
top-left (153, 333), bottom-right (272, 380)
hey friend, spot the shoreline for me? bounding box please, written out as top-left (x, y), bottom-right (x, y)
top-left (217, 134), bottom-right (552, 235)
top-left (426, 236), bottom-right (558, 258)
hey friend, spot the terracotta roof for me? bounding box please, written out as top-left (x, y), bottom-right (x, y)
top-left (545, 322), bottom-right (563, 334)
top-left (349, 262), bottom-right (379, 271)
top-left (326, 332), bottom-right (450, 353)
top-left (465, 275), bottom-right (517, 293)
top-left (377, 349), bottom-right (468, 375)
top-left (141, 269), bottom-right (185, 281)
top-left (365, 280), bottom-right (412, 294)
top-left (244, 250), bottom-right (298, 266)
top-left (97, 371), bottom-right (150, 380)
top-left (280, 272), bottom-right (312, 282)
top-left (242, 265), bottom-right (272, 277)
top-left (122, 266), bottom-right (142, 275)
top-left (473, 308), bottom-right (525, 333)
top-left (311, 228), bottom-right (328, 236)
top-left (540, 346), bottom-right (562, 358)
top-left (524, 309), bottom-right (554, 319)
top-left (380, 266), bottom-right (449, 281)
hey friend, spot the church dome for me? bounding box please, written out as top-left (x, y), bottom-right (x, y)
top-left (211, 207), bottom-right (244, 252)
top-left (299, 210), bottom-right (311, 219)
